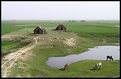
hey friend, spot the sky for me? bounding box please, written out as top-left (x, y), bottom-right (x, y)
top-left (1, 1), bottom-right (120, 20)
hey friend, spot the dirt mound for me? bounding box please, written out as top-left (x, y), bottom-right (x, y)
top-left (64, 38), bottom-right (76, 47)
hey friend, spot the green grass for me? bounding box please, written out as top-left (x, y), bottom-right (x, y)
top-left (2, 41), bottom-right (18, 55)
top-left (10, 39), bottom-right (120, 77)
top-left (11, 47), bottom-right (120, 78)
top-left (2, 20), bottom-right (120, 77)
top-left (2, 20), bottom-right (119, 35)
top-left (2, 20), bottom-right (119, 45)
top-left (1, 37), bottom-right (33, 57)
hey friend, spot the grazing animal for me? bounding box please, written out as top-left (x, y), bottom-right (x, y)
top-left (106, 56), bottom-right (113, 60)
top-left (93, 62), bottom-right (102, 70)
top-left (60, 64), bottom-right (68, 70)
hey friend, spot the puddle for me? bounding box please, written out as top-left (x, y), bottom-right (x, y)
top-left (46, 46), bottom-right (120, 68)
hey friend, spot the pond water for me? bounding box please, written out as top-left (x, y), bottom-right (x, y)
top-left (46, 46), bottom-right (120, 68)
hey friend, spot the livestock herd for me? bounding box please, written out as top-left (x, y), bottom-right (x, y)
top-left (60, 56), bottom-right (114, 70)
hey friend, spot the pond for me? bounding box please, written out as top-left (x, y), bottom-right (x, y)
top-left (46, 46), bottom-right (120, 68)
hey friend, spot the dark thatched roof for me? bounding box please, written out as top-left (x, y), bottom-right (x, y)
top-left (55, 24), bottom-right (67, 31)
top-left (33, 26), bottom-right (46, 34)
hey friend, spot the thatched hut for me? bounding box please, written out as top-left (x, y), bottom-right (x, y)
top-left (33, 26), bottom-right (46, 34)
top-left (55, 24), bottom-right (67, 31)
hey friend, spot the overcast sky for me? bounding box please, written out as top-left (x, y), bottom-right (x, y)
top-left (1, 1), bottom-right (120, 20)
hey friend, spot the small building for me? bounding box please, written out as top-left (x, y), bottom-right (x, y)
top-left (55, 24), bottom-right (67, 32)
top-left (33, 26), bottom-right (46, 34)
top-left (68, 20), bottom-right (76, 22)
top-left (80, 20), bottom-right (86, 22)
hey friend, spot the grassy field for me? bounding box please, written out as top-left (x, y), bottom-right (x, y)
top-left (10, 45), bottom-right (119, 77)
top-left (2, 20), bottom-right (119, 35)
top-left (2, 20), bottom-right (119, 45)
top-left (2, 38), bottom-right (33, 57)
top-left (1, 20), bottom-right (120, 78)
top-left (2, 40), bottom-right (19, 57)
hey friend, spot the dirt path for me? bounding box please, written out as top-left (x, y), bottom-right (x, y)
top-left (1, 36), bottom-right (39, 77)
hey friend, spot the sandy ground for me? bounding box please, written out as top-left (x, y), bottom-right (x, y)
top-left (64, 38), bottom-right (76, 46)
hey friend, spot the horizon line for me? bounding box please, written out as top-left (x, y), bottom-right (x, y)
top-left (2, 19), bottom-right (120, 21)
